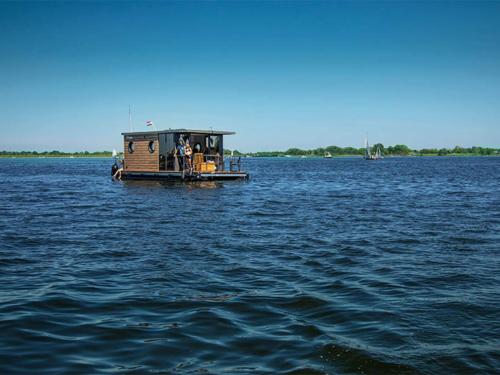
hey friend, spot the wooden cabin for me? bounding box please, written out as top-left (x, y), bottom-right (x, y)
top-left (119, 129), bottom-right (248, 180)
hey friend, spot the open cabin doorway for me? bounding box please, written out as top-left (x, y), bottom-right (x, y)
top-left (157, 131), bottom-right (225, 172)
top-left (159, 133), bottom-right (176, 171)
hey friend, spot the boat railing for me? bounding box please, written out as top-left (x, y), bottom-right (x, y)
top-left (190, 153), bottom-right (220, 172)
top-left (158, 153), bottom-right (244, 175)
top-left (191, 153), bottom-right (244, 173)
top-left (227, 156), bottom-right (243, 172)
top-left (203, 154), bottom-right (223, 170)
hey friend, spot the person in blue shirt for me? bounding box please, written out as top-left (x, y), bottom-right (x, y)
top-left (176, 139), bottom-right (185, 171)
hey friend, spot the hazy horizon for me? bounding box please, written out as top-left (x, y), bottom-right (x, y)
top-left (1, 1), bottom-right (499, 152)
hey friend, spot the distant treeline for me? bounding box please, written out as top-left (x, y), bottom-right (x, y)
top-left (225, 144), bottom-right (500, 157)
top-left (0, 150), bottom-right (112, 157)
top-left (1, 145), bottom-right (499, 158)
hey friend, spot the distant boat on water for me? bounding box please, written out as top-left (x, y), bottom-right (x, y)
top-left (364, 137), bottom-right (383, 160)
top-left (324, 151), bottom-right (332, 158)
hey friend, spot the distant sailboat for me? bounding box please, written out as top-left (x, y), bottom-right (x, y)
top-left (364, 138), bottom-right (372, 160)
top-left (364, 137), bottom-right (382, 160)
top-left (324, 151), bottom-right (332, 158)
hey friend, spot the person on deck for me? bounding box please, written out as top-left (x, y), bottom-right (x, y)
top-left (176, 140), bottom-right (185, 171)
top-left (184, 140), bottom-right (193, 173)
top-left (112, 158), bottom-right (124, 180)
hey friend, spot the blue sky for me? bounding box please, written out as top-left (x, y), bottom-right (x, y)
top-left (0, 1), bottom-right (499, 152)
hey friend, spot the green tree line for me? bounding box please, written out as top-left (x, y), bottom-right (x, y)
top-left (225, 144), bottom-right (499, 157)
top-left (2, 145), bottom-right (498, 158)
top-left (0, 150), bottom-right (113, 157)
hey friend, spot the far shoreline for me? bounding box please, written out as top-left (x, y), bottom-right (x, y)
top-left (1, 154), bottom-right (498, 159)
top-left (1, 145), bottom-right (498, 159)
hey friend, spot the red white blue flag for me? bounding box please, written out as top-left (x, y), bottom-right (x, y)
top-left (146, 120), bottom-right (154, 127)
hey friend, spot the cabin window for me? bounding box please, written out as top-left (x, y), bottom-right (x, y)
top-left (206, 136), bottom-right (220, 154)
top-left (148, 140), bottom-right (155, 153)
top-left (128, 141), bottom-right (135, 153)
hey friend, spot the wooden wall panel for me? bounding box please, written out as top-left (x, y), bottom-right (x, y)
top-left (124, 138), bottom-right (159, 172)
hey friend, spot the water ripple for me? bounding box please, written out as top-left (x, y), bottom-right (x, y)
top-left (0, 157), bottom-right (499, 374)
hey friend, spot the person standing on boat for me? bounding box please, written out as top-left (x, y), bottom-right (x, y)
top-left (185, 140), bottom-right (193, 174)
top-left (177, 139), bottom-right (185, 171)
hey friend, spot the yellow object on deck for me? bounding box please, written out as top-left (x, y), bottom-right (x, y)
top-left (193, 153), bottom-right (216, 173)
top-left (193, 153), bottom-right (204, 172)
top-left (200, 161), bottom-right (216, 173)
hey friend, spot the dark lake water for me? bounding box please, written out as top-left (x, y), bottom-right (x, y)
top-left (0, 156), bottom-right (499, 374)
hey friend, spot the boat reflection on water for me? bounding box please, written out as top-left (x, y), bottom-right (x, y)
top-left (122, 179), bottom-right (225, 190)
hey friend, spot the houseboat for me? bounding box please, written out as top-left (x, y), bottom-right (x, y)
top-left (113, 129), bottom-right (249, 181)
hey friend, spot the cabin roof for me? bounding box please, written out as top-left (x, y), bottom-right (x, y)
top-left (122, 129), bottom-right (235, 136)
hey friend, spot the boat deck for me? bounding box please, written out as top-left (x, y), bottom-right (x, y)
top-left (122, 170), bottom-right (249, 181)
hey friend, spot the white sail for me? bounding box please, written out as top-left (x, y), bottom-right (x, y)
top-left (365, 137), bottom-right (371, 159)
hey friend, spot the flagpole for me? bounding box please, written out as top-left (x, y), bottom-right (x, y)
top-left (129, 105), bottom-right (132, 132)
